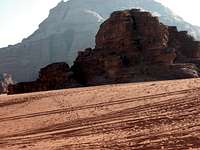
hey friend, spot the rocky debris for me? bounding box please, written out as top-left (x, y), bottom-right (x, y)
top-left (0, 73), bottom-right (15, 94)
top-left (8, 62), bottom-right (79, 94)
top-left (73, 9), bottom-right (200, 86)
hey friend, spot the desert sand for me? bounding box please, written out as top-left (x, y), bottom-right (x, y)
top-left (0, 79), bottom-right (200, 150)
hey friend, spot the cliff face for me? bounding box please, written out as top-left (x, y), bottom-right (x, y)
top-left (1, 0), bottom-right (200, 82)
top-left (168, 27), bottom-right (200, 61)
top-left (8, 9), bottom-right (200, 94)
top-left (0, 73), bottom-right (15, 94)
top-left (72, 9), bottom-right (200, 85)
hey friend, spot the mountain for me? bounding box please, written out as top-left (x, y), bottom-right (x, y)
top-left (1, 0), bottom-right (200, 82)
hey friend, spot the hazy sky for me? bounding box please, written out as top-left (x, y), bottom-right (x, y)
top-left (156, 0), bottom-right (200, 26)
top-left (0, 0), bottom-right (200, 48)
top-left (0, 0), bottom-right (61, 48)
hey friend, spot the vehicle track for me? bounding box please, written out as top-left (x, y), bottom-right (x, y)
top-left (0, 83), bottom-right (200, 149)
top-left (0, 88), bottom-right (196, 123)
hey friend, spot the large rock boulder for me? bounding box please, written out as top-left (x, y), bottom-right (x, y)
top-left (8, 62), bottom-right (79, 94)
top-left (38, 62), bottom-right (70, 83)
top-left (72, 9), bottom-right (200, 85)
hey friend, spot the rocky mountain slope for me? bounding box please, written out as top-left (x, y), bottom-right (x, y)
top-left (1, 0), bottom-right (200, 82)
top-left (7, 9), bottom-right (200, 95)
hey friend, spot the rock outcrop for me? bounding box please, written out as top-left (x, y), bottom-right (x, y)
top-left (72, 9), bottom-right (200, 85)
top-left (168, 26), bottom-right (200, 65)
top-left (8, 9), bottom-right (200, 94)
top-left (7, 62), bottom-right (79, 94)
top-left (0, 73), bottom-right (15, 94)
top-left (1, 0), bottom-right (200, 82)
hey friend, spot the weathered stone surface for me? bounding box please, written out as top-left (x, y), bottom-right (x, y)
top-left (0, 85), bottom-right (2, 94)
top-left (146, 63), bottom-right (199, 80)
top-left (144, 48), bottom-right (176, 64)
top-left (168, 26), bottom-right (200, 62)
top-left (7, 9), bottom-right (200, 94)
top-left (38, 62), bottom-right (70, 82)
top-left (8, 62), bottom-right (79, 94)
top-left (1, 0), bottom-right (200, 83)
top-left (0, 73), bottom-right (15, 94)
top-left (73, 9), bottom-right (200, 85)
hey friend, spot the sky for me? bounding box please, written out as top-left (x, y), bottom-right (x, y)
top-left (0, 0), bottom-right (62, 48)
top-left (156, 0), bottom-right (200, 26)
top-left (0, 0), bottom-right (200, 48)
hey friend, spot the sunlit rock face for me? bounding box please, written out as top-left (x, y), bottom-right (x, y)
top-left (1, 0), bottom-right (200, 82)
top-left (0, 73), bottom-right (15, 94)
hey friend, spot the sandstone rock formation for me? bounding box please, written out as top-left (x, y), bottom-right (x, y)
top-left (1, 0), bottom-right (200, 82)
top-left (72, 9), bottom-right (200, 85)
top-left (8, 62), bottom-right (78, 94)
top-left (168, 26), bottom-right (200, 64)
top-left (8, 9), bottom-right (200, 94)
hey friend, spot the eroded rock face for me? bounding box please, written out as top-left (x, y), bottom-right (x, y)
top-left (1, 0), bottom-right (200, 83)
top-left (73, 9), bottom-right (200, 85)
top-left (38, 63), bottom-right (70, 82)
top-left (0, 73), bottom-right (15, 94)
top-left (8, 9), bottom-right (200, 94)
top-left (168, 26), bottom-right (200, 61)
top-left (96, 10), bottom-right (168, 51)
top-left (8, 62), bottom-right (79, 94)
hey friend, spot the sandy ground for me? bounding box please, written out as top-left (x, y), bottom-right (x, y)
top-left (0, 79), bottom-right (200, 150)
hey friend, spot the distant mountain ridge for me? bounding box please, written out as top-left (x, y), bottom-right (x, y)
top-left (1, 0), bottom-right (200, 82)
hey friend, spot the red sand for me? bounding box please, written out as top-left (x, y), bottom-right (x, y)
top-left (0, 78), bottom-right (200, 149)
